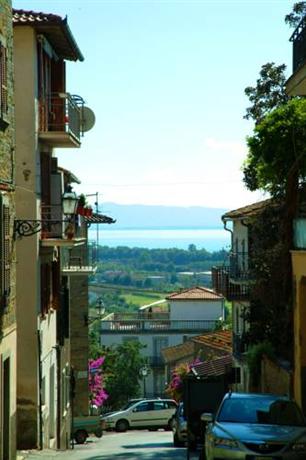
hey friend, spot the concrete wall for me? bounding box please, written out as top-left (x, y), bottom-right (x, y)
top-left (170, 299), bottom-right (223, 321)
top-left (0, 2), bottom-right (17, 459)
top-left (261, 355), bottom-right (292, 397)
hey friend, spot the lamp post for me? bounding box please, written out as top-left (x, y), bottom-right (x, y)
top-left (140, 366), bottom-right (148, 398)
top-left (85, 297), bottom-right (105, 326)
top-left (14, 186), bottom-right (79, 239)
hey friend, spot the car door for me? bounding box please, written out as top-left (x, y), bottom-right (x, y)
top-left (129, 401), bottom-right (153, 427)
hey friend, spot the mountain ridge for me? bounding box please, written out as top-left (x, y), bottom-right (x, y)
top-left (98, 202), bottom-right (227, 229)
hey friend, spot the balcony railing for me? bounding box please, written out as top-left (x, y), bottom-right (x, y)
top-left (61, 245), bottom-right (96, 275)
top-left (211, 266), bottom-right (249, 301)
top-left (229, 251), bottom-right (251, 282)
top-left (41, 205), bottom-right (78, 240)
top-left (101, 316), bottom-right (218, 334)
top-left (290, 15), bottom-right (306, 72)
top-left (39, 93), bottom-right (82, 147)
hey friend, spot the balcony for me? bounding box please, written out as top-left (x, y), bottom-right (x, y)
top-left (101, 312), bottom-right (218, 334)
top-left (229, 251), bottom-right (252, 282)
top-left (211, 266), bottom-right (249, 301)
top-left (40, 205), bottom-right (86, 247)
top-left (287, 16), bottom-right (306, 95)
top-left (61, 245), bottom-right (96, 276)
top-left (39, 93), bottom-right (82, 147)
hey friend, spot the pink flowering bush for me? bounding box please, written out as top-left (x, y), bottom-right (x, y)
top-left (88, 356), bottom-right (109, 407)
top-left (166, 358), bottom-right (202, 402)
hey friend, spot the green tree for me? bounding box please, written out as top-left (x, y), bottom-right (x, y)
top-left (243, 98), bottom-right (306, 195)
top-left (103, 341), bottom-right (146, 409)
top-left (244, 62), bottom-right (288, 124)
top-left (285, 2), bottom-right (306, 28)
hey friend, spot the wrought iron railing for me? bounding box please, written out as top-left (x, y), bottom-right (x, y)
top-left (39, 92), bottom-right (82, 141)
top-left (61, 245), bottom-right (95, 271)
top-left (211, 266), bottom-right (249, 301)
top-left (41, 205), bottom-right (77, 239)
top-left (229, 251), bottom-right (251, 282)
top-left (290, 15), bottom-right (306, 72)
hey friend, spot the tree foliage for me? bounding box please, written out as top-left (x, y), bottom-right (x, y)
top-left (244, 62), bottom-right (288, 124)
top-left (101, 341), bottom-right (146, 410)
top-left (243, 98), bottom-right (306, 195)
top-left (285, 2), bottom-right (306, 28)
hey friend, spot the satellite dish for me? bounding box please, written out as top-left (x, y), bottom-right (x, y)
top-left (81, 106), bottom-right (96, 132)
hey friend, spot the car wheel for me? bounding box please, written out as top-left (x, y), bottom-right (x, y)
top-left (94, 427), bottom-right (103, 438)
top-left (74, 429), bottom-right (87, 444)
top-left (165, 418), bottom-right (174, 431)
top-left (115, 419), bottom-right (129, 432)
top-left (173, 433), bottom-right (184, 447)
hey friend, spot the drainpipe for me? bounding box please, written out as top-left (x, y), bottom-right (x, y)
top-left (222, 217), bottom-right (233, 248)
top-left (37, 331), bottom-right (43, 450)
top-left (54, 344), bottom-right (61, 450)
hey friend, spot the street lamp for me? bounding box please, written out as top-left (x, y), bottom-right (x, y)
top-left (140, 366), bottom-right (149, 398)
top-left (14, 186), bottom-right (79, 239)
top-left (84, 297), bottom-right (105, 326)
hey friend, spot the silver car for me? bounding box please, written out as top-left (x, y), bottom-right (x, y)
top-left (201, 392), bottom-right (306, 460)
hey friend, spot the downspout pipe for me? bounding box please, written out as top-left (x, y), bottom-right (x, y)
top-left (37, 331), bottom-right (43, 450)
top-left (222, 217), bottom-right (233, 249)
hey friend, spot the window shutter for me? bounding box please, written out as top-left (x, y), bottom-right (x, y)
top-left (3, 206), bottom-right (10, 307)
top-left (0, 44), bottom-right (8, 116)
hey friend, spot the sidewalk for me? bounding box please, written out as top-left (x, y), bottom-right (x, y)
top-left (17, 449), bottom-right (75, 460)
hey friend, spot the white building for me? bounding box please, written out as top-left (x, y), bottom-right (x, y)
top-left (100, 287), bottom-right (224, 397)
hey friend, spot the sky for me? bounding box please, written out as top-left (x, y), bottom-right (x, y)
top-left (13, 0), bottom-right (296, 210)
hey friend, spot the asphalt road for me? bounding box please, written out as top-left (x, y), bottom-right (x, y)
top-left (20, 430), bottom-right (200, 460)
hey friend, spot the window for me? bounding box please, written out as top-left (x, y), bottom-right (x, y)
top-left (0, 202), bottom-right (10, 309)
top-left (0, 42), bottom-right (8, 127)
top-left (135, 402), bottom-right (150, 412)
top-left (153, 401), bottom-right (165, 411)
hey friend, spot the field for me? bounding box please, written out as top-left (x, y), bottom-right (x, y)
top-left (90, 283), bottom-right (167, 311)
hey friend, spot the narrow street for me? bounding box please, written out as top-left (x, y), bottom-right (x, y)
top-left (19, 431), bottom-right (200, 460)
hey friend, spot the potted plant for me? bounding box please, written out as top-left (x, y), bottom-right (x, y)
top-left (77, 194), bottom-right (87, 215)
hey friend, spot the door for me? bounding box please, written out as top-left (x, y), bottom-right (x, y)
top-left (3, 357), bottom-right (10, 460)
top-left (129, 401), bottom-right (153, 427)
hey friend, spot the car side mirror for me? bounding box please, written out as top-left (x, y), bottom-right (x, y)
top-left (132, 408), bottom-right (137, 412)
top-left (201, 412), bottom-right (213, 422)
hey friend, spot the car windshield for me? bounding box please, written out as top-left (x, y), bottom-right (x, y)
top-left (217, 398), bottom-right (305, 426)
top-left (120, 400), bottom-right (141, 410)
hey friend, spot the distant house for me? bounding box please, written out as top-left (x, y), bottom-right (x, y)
top-left (162, 330), bottom-right (232, 383)
top-left (100, 286), bottom-right (224, 398)
top-left (166, 286), bottom-right (225, 322)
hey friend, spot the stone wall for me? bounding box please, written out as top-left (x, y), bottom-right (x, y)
top-left (261, 354), bottom-right (292, 397)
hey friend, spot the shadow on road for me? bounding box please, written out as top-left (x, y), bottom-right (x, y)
top-left (82, 452), bottom-right (191, 460)
top-left (122, 442), bottom-right (174, 449)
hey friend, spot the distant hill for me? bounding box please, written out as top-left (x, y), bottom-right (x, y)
top-left (99, 203), bottom-right (227, 229)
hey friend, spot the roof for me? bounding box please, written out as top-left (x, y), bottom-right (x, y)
top-left (166, 286), bottom-right (223, 301)
top-left (13, 9), bottom-right (84, 61)
top-left (190, 354), bottom-right (232, 378)
top-left (58, 166), bottom-right (81, 184)
top-left (192, 330), bottom-right (232, 353)
top-left (161, 341), bottom-right (195, 364)
top-left (222, 198), bottom-right (281, 221)
top-left (85, 213), bottom-right (116, 225)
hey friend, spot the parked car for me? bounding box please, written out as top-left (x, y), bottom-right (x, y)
top-left (101, 398), bottom-right (177, 432)
top-left (172, 402), bottom-right (188, 447)
top-left (73, 415), bottom-right (103, 444)
top-left (200, 392), bottom-right (306, 460)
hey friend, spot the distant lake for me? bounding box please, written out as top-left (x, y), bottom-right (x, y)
top-left (88, 227), bottom-right (230, 252)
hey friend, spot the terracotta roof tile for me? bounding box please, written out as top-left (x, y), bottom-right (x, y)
top-left (85, 213), bottom-right (116, 224)
top-left (166, 286), bottom-right (223, 301)
top-left (13, 9), bottom-right (84, 62)
top-left (222, 198), bottom-right (281, 220)
top-left (190, 354), bottom-right (232, 378)
top-left (161, 341), bottom-right (195, 363)
top-left (192, 330), bottom-right (232, 353)
top-left (13, 9), bottom-right (63, 25)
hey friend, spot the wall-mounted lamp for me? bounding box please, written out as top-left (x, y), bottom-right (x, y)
top-left (84, 297), bottom-right (106, 326)
top-left (14, 188), bottom-right (79, 239)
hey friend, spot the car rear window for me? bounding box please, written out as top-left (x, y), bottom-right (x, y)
top-left (218, 398), bottom-right (305, 426)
